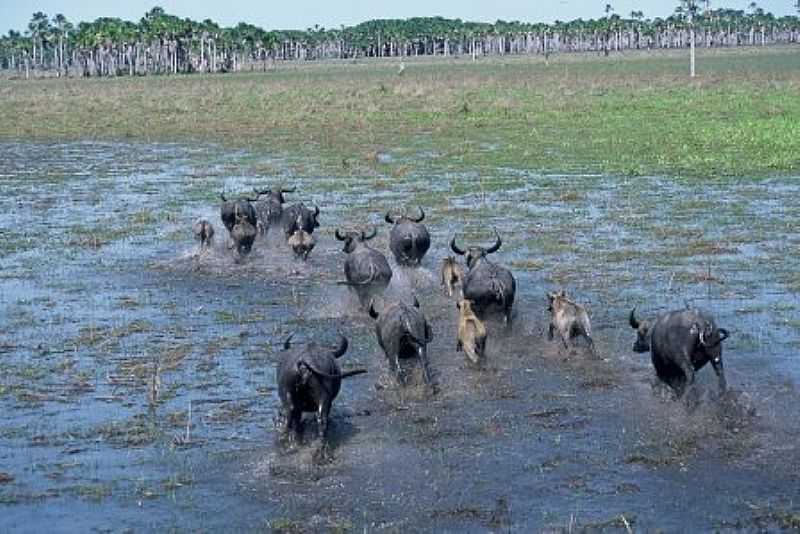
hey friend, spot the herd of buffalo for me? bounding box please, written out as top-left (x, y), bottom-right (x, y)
top-left (193, 185), bottom-right (733, 454)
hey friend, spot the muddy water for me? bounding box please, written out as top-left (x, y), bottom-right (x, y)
top-left (1, 142), bottom-right (799, 531)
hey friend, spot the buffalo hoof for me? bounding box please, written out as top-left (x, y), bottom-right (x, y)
top-left (312, 442), bottom-right (333, 464)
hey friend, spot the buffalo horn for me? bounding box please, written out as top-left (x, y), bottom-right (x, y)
top-left (219, 192), bottom-right (228, 202)
top-left (332, 335), bottom-right (349, 358)
top-left (450, 236), bottom-right (466, 256)
top-left (254, 188), bottom-right (270, 196)
top-left (282, 333), bottom-right (294, 350)
top-left (485, 228), bottom-right (502, 254)
top-left (335, 228), bottom-right (347, 241)
top-left (313, 205), bottom-right (320, 218)
top-left (368, 300), bottom-right (379, 319)
top-left (412, 295), bottom-right (420, 308)
top-left (384, 212), bottom-right (395, 224)
top-left (281, 187), bottom-right (295, 193)
top-left (718, 328), bottom-right (730, 342)
top-left (412, 206), bottom-right (425, 223)
top-left (362, 226), bottom-right (377, 241)
top-left (629, 308), bottom-right (640, 329)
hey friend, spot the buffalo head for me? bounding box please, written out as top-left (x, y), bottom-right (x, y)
top-left (255, 185), bottom-right (295, 205)
top-left (385, 206), bottom-right (425, 225)
top-left (450, 228), bottom-right (502, 270)
top-left (629, 308), bottom-right (651, 353)
top-left (335, 227), bottom-right (377, 254)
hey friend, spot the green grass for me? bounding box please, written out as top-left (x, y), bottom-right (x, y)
top-left (2, 47), bottom-right (800, 178)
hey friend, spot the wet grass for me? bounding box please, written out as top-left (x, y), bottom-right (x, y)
top-left (2, 48), bottom-right (800, 178)
top-left (0, 140), bottom-right (798, 531)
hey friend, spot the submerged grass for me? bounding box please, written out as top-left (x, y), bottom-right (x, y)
top-left (2, 47), bottom-right (800, 178)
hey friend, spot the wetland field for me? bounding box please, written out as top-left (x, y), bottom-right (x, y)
top-left (1, 48), bottom-right (800, 531)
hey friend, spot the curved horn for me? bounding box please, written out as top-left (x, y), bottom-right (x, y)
top-left (629, 308), bottom-right (640, 329)
top-left (335, 228), bottom-right (347, 241)
top-left (412, 206), bottom-right (425, 223)
top-left (717, 328), bottom-right (730, 342)
top-left (254, 188), bottom-right (270, 196)
top-left (368, 300), bottom-right (379, 319)
top-left (485, 228), bottom-right (502, 254)
top-left (281, 187), bottom-right (295, 193)
top-left (362, 226), bottom-right (377, 241)
top-left (282, 333), bottom-right (294, 350)
top-left (220, 192), bottom-right (228, 202)
top-left (412, 295), bottom-right (420, 308)
top-left (332, 335), bottom-right (348, 358)
top-left (384, 212), bottom-right (395, 224)
top-left (450, 236), bottom-right (466, 256)
top-left (313, 205), bottom-right (320, 218)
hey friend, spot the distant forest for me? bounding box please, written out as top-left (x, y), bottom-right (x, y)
top-left (2, 4), bottom-right (799, 77)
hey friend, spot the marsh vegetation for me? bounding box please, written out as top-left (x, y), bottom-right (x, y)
top-left (1, 49), bottom-right (799, 531)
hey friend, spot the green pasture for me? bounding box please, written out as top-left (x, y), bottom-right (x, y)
top-left (1, 46), bottom-right (799, 178)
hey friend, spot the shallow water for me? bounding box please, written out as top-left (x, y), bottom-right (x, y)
top-left (1, 142), bottom-right (799, 531)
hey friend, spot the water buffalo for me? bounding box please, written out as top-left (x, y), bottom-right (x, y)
top-left (450, 229), bottom-right (516, 325)
top-left (253, 186), bottom-right (294, 235)
top-left (457, 299), bottom-right (487, 366)
top-left (547, 290), bottom-right (595, 356)
top-left (385, 207), bottom-right (430, 266)
top-left (369, 297), bottom-right (433, 385)
top-left (192, 218), bottom-right (214, 252)
top-left (281, 202), bottom-right (320, 239)
top-left (219, 192), bottom-right (257, 234)
top-left (441, 256), bottom-right (465, 298)
top-left (335, 227), bottom-right (393, 307)
top-left (229, 204), bottom-right (257, 261)
top-left (277, 334), bottom-right (367, 448)
top-left (630, 307), bottom-right (730, 397)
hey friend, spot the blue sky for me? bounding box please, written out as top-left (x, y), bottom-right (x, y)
top-left (2, 1), bottom-right (796, 35)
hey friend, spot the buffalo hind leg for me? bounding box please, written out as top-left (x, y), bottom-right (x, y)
top-left (418, 347), bottom-right (432, 385)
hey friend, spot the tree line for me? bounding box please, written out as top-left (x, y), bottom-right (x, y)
top-left (2, 4), bottom-right (799, 78)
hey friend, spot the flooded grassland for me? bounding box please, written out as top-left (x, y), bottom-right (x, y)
top-left (1, 142), bottom-right (799, 531)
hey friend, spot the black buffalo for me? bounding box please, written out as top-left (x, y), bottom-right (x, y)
top-left (385, 207), bottom-right (431, 266)
top-left (369, 297), bottom-right (433, 385)
top-left (335, 227), bottom-right (393, 307)
top-left (630, 307), bottom-right (730, 397)
top-left (254, 186), bottom-right (294, 235)
top-left (276, 334), bottom-right (367, 448)
top-left (219, 192), bottom-right (257, 234)
top-left (450, 229), bottom-right (516, 325)
top-left (281, 202), bottom-right (320, 239)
